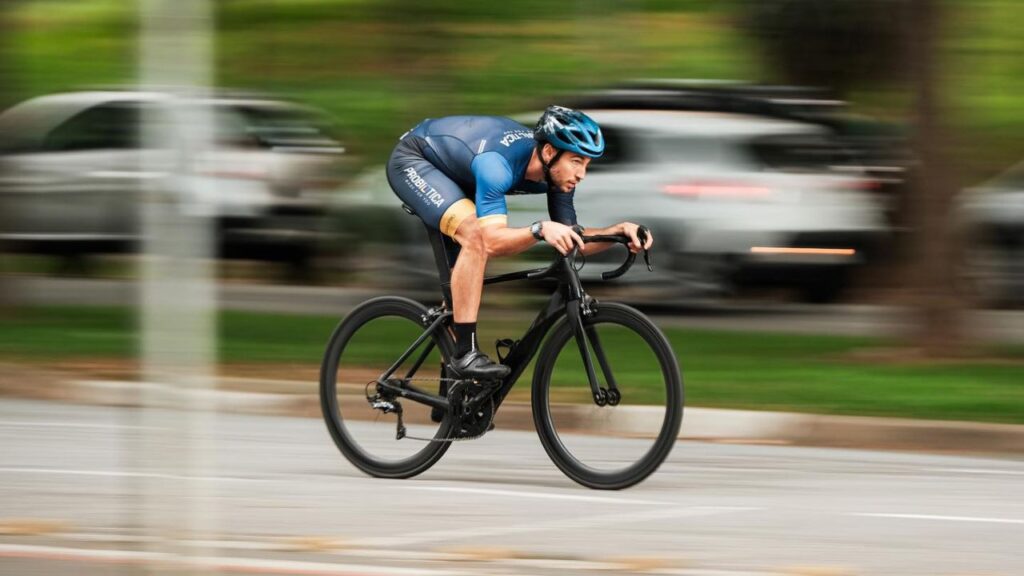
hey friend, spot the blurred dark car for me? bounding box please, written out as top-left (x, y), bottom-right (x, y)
top-left (959, 161), bottom-right (1024, 307)
top-left (0, 90), bottom-right (350, 271)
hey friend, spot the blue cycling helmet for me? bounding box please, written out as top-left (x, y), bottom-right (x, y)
top-left (534, 105), bottom-right (605, 159)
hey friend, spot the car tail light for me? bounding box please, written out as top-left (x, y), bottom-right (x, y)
top-left (662, 181), bottom-right (772, 199)
top-left (835, 178), bottom-right (880, 191)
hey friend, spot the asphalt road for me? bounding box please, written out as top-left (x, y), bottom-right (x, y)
top-left (7, 276), bottom-right (1024, 342)
top-left (2, 398), bottom-right (1023, 575)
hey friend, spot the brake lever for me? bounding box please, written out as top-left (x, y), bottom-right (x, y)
top-left (637, 226), bottom-right (654, 272)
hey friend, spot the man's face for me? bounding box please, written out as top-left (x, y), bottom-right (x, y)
top-left (544, 144), bottom-right (592, 193)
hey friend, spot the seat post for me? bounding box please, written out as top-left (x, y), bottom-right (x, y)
top-left (401, 203), bottom-right (459, 309)
top-left (425, 223), bottom-right (460, 309)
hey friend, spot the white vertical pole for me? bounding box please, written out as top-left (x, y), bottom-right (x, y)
top-left (138, 0), bottom-right (218, 574)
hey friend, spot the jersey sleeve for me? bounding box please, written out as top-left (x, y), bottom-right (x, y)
top-left (471, 152), bottom-right (514, 227)
top-left (547, 189), bottom-right (578, 226)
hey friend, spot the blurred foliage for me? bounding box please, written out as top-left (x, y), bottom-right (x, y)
top-left (2, 0), bottom-right (1021, 178)
top-left (2, 305), bottom-right (1023, 423)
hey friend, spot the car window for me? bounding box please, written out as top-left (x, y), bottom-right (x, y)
top-left (747, 134), bottom-right (856, 172)
top-left (214, 107), bottom-right (261, 149)
top-left (43, 103), bottom-right (141, 152)
top-left (995, 162), bottom-right (1024, 189)
top-left (651, 135), bottom-right (728, 166)
top-left (585, 126), bottom-right (629, 172)
top-left (232, 105), bottom-right (341, 150)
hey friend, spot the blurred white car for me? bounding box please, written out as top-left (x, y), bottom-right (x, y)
top-left (515, 110), bottom-right (890, 302)
top-left (0, 91), bottom-right (349, 269)
top-left (334, 109), bottom-right (890, 303)
top-left (958, 161), bottom-right (1024, 307)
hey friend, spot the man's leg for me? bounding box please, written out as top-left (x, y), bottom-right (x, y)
top-left (451, 215), bottom-right (486, 325)
top-left (444, 214), bottom-right (508, 379)
top-left (385, 148), bottom-right (506, 379)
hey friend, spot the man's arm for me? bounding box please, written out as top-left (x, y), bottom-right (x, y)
top-left (546, 189), bottom-right (651, 255)
top-left (472, 153), bottom-right (585, 257)
top-left (580, 222), bottom-right (653, 255)
top-left (481, 220), bottom-right (584, 257)
top-left (479, 223), bottom-right (536, 257)
top-left (480, 220), bottom-right (651, 257)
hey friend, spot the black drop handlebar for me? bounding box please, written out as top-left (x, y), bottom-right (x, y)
top-left (525, 225), bottom-right (654, 282)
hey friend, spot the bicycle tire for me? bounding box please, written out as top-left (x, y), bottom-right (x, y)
top-left (320, 296), bottom-right (454, 478)
top-left (532, 302), bottom-right (683, 489)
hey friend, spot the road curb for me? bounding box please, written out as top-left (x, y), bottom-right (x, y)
top-left (2, 375), bottom-right (1021, 455)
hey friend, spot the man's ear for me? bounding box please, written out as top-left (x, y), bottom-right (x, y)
top-left (541, 143), bottom-right (556, 164)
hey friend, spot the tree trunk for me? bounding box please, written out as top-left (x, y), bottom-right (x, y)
top-left (0, 1), bottom-right (15, 316)
top-left (905, 0), bottom-right (967, 356)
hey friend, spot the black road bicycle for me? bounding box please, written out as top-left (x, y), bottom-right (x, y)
top-left (320, 210), bottom-right (683, 489)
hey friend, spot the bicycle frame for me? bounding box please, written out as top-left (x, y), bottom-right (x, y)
top-left (374, 222), bottom-right (629, 415)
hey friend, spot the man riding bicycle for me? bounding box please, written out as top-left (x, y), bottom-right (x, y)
top-left (387, 105), bottom-right (654, 380)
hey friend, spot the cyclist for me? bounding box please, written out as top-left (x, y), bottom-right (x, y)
top-left (387, 105), bottom-right (653, 380)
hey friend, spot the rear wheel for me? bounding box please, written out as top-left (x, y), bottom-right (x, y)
top-left (532, 302), bottom-right (683, 489)
top-left (320, 296), bottom-right (454, 478)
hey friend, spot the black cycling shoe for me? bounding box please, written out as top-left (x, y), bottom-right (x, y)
top-left (448, 350), bottom-right (510, 381)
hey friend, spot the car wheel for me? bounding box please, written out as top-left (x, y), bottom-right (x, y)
top-left (797, 268), bottom-right (848, 304)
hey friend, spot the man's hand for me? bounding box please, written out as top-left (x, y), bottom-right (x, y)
top-left (541, 220), bottom-right (585, 255)
top-left (620, 222), bottom-right (654, 253)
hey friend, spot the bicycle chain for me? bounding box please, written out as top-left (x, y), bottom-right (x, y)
top-left (368, 377), bottom-right (498, 443)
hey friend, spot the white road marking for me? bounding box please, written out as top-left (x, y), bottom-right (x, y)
top-left (0, 420), bottom-right (159, 430)
top-left (353, 505), bottom-right (760, 547)
top-left (933, 467), bottom-right (1024, 476)
top-left (0, 467), bottom-right (263, 483)
top-left (852, 513), bottom-right (1024, 525)
top-left (0, 543), bottom-right (464, 575)
top-left (404, 484), bottom-right (676, 506)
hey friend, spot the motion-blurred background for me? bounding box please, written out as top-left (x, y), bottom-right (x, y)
top-left (2, 0), bottom-right (1023, 430)
top-left (2, 0), bottom-right (1022, 432)
top-left (3, 0), bottom-right (1022, 312)
top-left (1, 2), bottom-right (1023, 575)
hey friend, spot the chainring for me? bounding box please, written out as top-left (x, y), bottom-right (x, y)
top-left (369, 377), bottom-right (498, 442)
top-left (447, 380), bottom-right (497, 439)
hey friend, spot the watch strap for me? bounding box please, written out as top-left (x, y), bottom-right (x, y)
top-left (531, 221), bottom-right (544, 241)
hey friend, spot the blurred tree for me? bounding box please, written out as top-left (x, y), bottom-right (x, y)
top-left (739, 0), bottom-right (912, 95)
top-left (904, 0), bottom-right (966, 355)
top-left (741, 0), bottom-right (966, 355)
top-left (371, 0), bottom-right (458, 121)
top-left (0, 0), bottom-right (14, 315)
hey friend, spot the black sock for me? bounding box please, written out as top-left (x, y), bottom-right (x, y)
top-left (454, 322), bottom-right (478, 357)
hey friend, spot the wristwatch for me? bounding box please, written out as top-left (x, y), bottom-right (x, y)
top-left (530, 221), bottom-right (544, 241)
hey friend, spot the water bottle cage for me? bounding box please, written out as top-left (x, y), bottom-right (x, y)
top-left (495, 338), bottom-right (519, 364)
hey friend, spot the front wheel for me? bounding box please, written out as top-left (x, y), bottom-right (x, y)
top-left (532, 302), bottom-right (683, 489)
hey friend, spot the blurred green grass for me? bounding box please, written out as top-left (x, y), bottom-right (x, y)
top-left (2, 305), bottom-right (1022, 424)
top-left (7, 0), bottom-right (1021, 179)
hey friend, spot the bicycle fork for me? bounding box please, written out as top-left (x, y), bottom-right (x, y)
top-left (566, 301), bottom-right (621, 407)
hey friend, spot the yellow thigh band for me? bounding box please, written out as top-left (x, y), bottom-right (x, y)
top-left (440, 198), bottom-right (476, 238)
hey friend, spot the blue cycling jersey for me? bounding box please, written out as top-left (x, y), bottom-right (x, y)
top-left (403, 115), bottom-right (577, 225)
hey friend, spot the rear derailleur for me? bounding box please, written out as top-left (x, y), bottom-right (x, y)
top-left (366, 381), bottom-right (409, 439)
